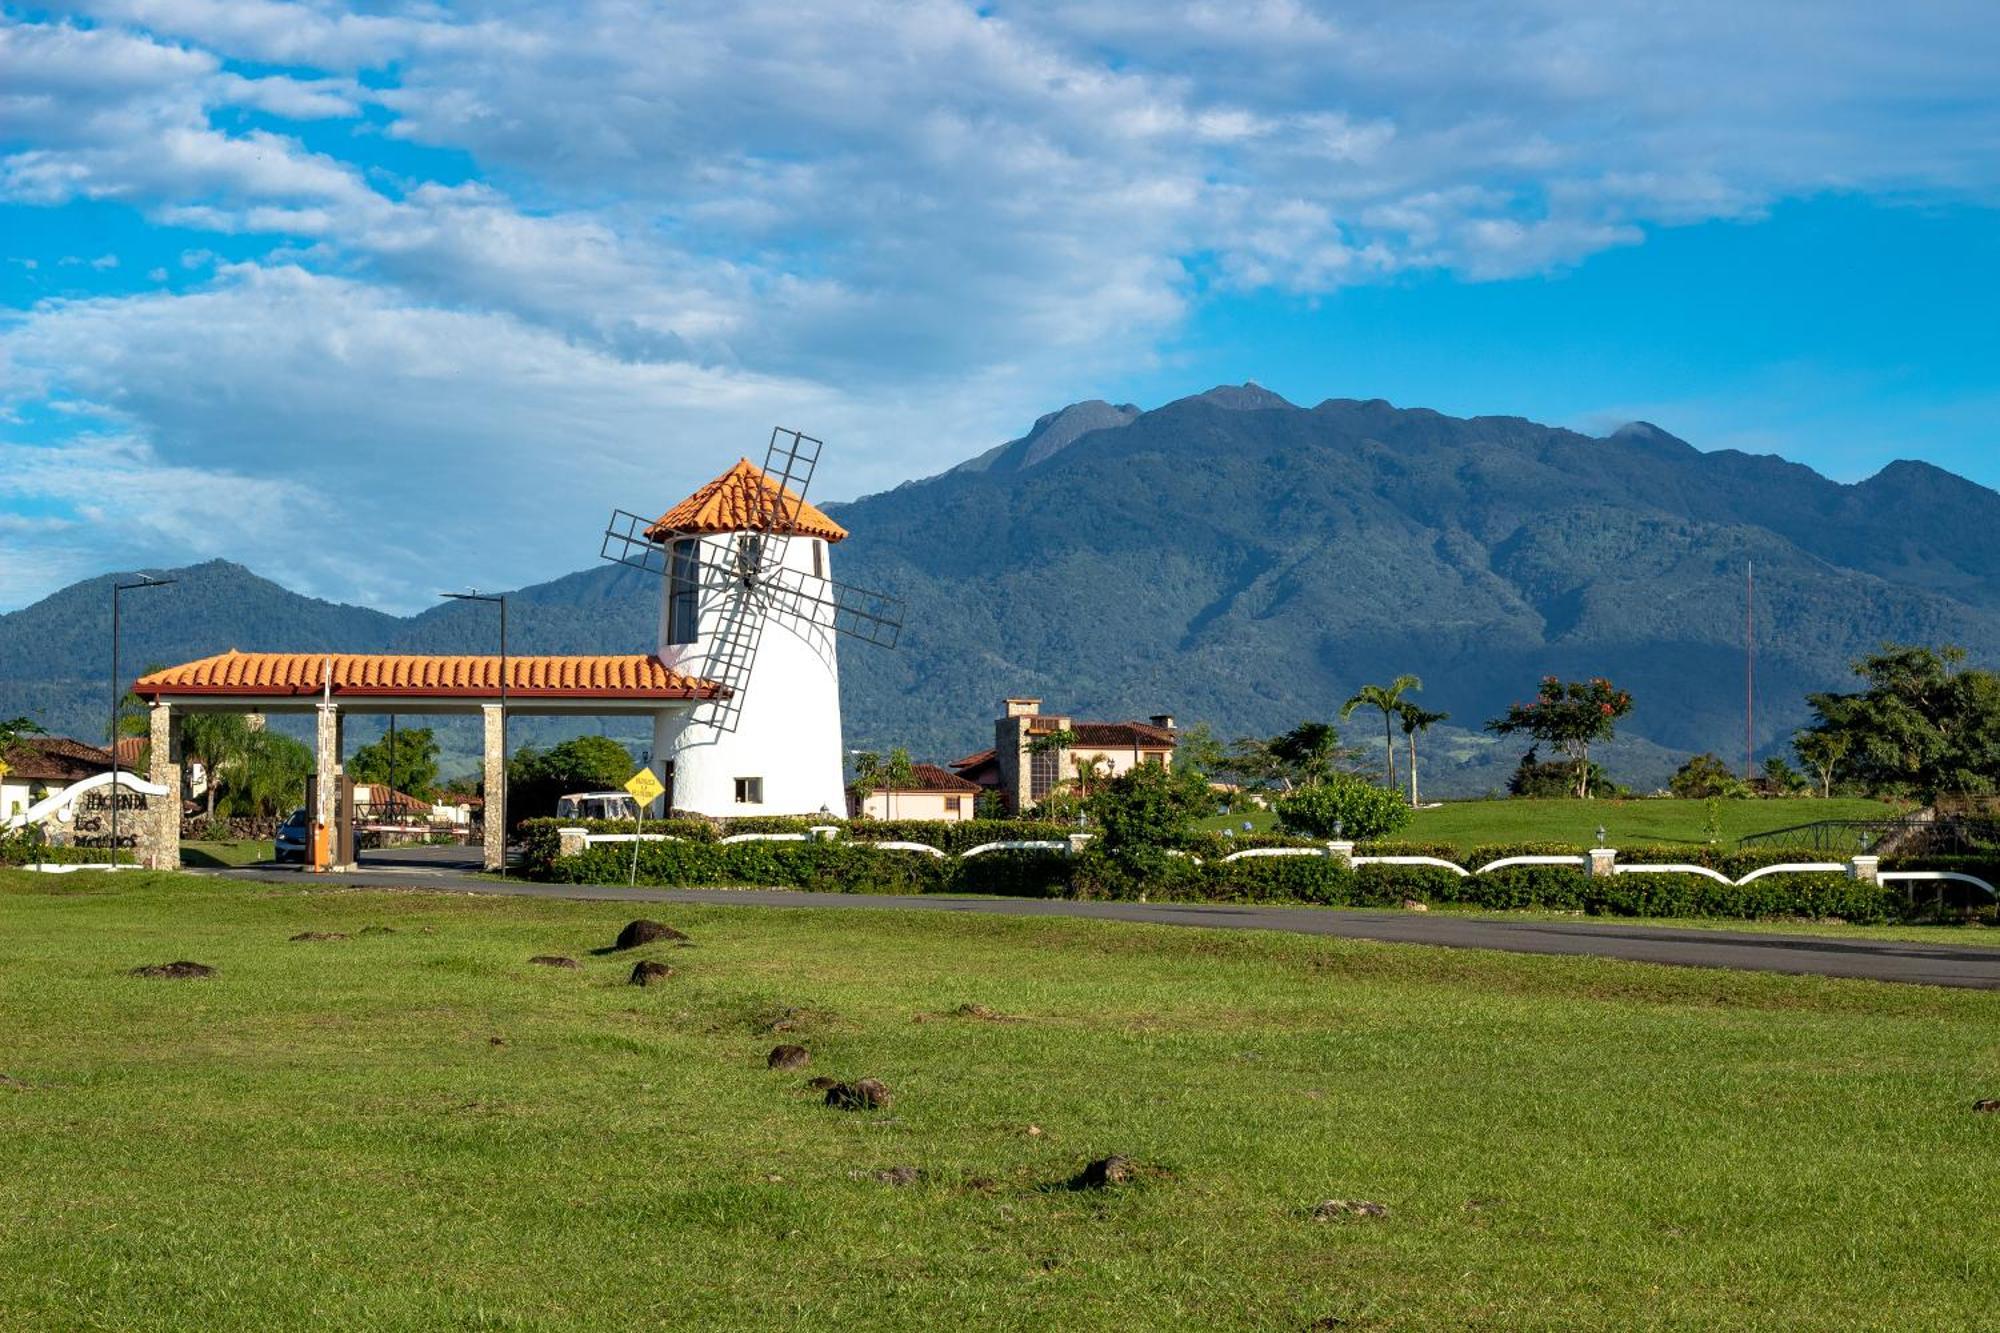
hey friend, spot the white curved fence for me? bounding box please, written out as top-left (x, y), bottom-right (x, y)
top-left (550, 831), bottom-right (1989, 900)
top-left (1880, 870), bottom-right (1998, 900)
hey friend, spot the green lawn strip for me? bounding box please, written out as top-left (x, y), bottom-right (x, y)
top-left (181, 840), bottom-right (274, 868)
top-left (1200, 796), bottom-right (1907, 853)
top-left (0, 872), bottom-right (1994, 1329)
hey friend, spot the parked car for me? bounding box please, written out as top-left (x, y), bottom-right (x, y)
top-left (555, 792), bottom-right (641, 822)
top-left (274, 808), bottom-right (309, 863)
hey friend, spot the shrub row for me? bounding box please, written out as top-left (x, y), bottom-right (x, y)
top-left (538, 839), bottom-right (1071, 897)
top-left (516, 816), bottom-right (1075, 876)
top-left (531, 835), bottom-right (1908, 922)
top-left (0, 837), bottom-right (137, 867)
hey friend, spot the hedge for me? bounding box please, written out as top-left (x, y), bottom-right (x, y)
top-left (539, 839), bottom-right (1072, 898)
top-left (0, 837), bottom-right (137, 867)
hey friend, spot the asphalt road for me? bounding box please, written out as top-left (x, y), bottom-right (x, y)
top-left (199, 861), bottom-right (2000, 990)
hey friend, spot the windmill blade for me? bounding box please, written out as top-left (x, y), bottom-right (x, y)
top-left (761, 565), bottom-right (905, 649)
top-left (601, 507), bottom-right (670, 576)
top-left (759, 427), bottom-right (823, 532)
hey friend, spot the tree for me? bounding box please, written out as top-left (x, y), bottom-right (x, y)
top-left (1274, 774), bottom-right (1412, 841)
top-left (511, 735), bottom-right (639, 816)
top-left (1341, 675), bottom-right (1421, 788)
top-left (179, 712), bottom-right (251, 817)
top-left (849, 747), bottom-right (917, 820)
top-left (1793, 728), bottom-right (1851, 799)
top-left (1668, 752), bottom-right (1748, 799)
top-left (348, 726), bottom-right (440, 801)
top-left (228, 731), bottom-right (314, 819)
top-left (1396, 704), bottom-right (1449, 807)
top-left (1268, 721), bottom-right (1343, 787)
top-left (1485, 676), bottom-right (1634, 799)
top-left (0, 716), bottom-right (44, 754)
top-left (1798, 645), bottom-right (2000, 801)
top-left (1505, 746), bottom-right (1623, 799)
top-left (1171, 722), bottom-right (1227, 778)
top-left (1760, 756), bottom-right (1809, 796)
top-left (1073, 760), bottom-right (1217, 897)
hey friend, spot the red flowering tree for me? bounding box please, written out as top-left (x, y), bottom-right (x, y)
top-left (1485, 676), bottom-right (1635, 799)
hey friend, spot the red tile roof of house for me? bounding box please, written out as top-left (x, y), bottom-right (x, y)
top-left (1072, 722), bottom-right (1178, 748)
top-left (0, 736), bottom-right (115, 783)
top-left (646, 458), bottom-right (848, 543)
top-left (896, 763), bottom-right (983, 793)
top-left (133, 651), bottom-right (723, 700)
top-left (949, 748), bottom-right (997, 770)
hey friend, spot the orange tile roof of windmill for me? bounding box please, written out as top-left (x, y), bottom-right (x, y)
top-left (645, 458), bottom-right (848, 543)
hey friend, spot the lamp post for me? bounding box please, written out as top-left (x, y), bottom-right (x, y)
top-left (441, 591), bottom-right (508, 875)
top-left (110, 575), bottom-right (175, 864)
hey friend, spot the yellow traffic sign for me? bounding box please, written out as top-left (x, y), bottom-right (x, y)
top-left (624, 767), bottom-right (665, 806)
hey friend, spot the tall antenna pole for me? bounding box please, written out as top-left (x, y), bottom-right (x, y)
top-left (1745, 560), bottom-right (1756, 779)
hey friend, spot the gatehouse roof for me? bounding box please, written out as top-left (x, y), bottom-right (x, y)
top-left (133, 651), bottom-right (724, 701)
top-left (645, 458), bottom-right (848, 543)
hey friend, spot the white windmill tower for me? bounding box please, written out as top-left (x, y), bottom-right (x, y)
top-left (600, 429), bottom-right (903, 816)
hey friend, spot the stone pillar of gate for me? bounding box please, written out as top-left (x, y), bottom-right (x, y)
top-left (482, 704), bottom-right (507, 872)
top-left (144, 701), bottom-right (181, 871)
top-left (314, 703), bottom-right (342, 872)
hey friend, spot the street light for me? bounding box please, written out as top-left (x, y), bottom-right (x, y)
top-left (441, 590), bottom-right (508, 874)
top-left (110, 575), bottom-right (175, 864)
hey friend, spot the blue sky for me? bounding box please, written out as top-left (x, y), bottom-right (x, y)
top-left (3, 2), bottom-right (1997, 612)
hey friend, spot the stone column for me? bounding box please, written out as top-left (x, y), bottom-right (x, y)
top-left (1324, 840), bottom-right (1355, 868)
top-left (1849, 854), bottom-right (1880, 884)
top-left (482, 704), bottom-right (506, 872)
top-left (144, 702), bottom-right (181, 871)
top-left (1587, 847), bottom-right (1619, 877)
top-left (314, 703), bottom-right (340, 872)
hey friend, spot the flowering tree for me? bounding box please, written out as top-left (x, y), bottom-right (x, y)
top-left (1485, 676), bottom-right (1634, 799)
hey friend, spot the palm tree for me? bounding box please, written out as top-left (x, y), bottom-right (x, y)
top-left (1341, 675), bottom-right (1422, 788)
top-left (850, 748), bottom-right (917, 820)
top-left (180, 711), bottom-right (251, 818)
top-left (1396, 704), bottom-right (1449, 806)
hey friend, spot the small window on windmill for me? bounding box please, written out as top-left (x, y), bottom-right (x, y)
top-left (735, 534), bottom-right (764, 584)
top-left (734, 776), bottom-right (764, 804)
top-left (812, 540), bottom-right (824, 579)
top-left (666, 539), bottom-right (700, 645)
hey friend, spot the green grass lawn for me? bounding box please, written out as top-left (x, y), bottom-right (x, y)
top-left (2, 870), bottom-right (1995, 1330)
top-left (1202, 796), bottom-right (1906, 853)
top-left (180, 839), bottom-right (273, 868)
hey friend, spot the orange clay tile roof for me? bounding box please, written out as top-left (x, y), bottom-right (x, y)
top-left (646, 458), bottom-right (848, 543)
top-left (882, 763), bottom-right (983, 794)
top-left (132, 651), bottom-right (723, 700)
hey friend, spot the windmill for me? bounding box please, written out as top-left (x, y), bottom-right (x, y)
top-left (596, 428), bottom-right (904, 815)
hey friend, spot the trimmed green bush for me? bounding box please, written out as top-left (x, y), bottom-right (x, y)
top-left (0, 837), bottom-right (138, 867)
top-left (1275, 776), bottom-right (1411, 840)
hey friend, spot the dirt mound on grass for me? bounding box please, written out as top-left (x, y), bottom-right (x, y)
top-left (1066, 1155), bottom-right (1135, 1190)
top-left (528, 955), bottom-right (580, 969)
top-left (290, 931), bottom-right (349, 942)
top-left (613, 920), bottom-right (688, 950)
top-left (130, 961), bottom-right (214, 979)
top-left (1311, 1198), bottom-right (1389, 1220)
top-left (824, 1078), bottom-right (892, 1111)
top-left (629, 960), bottom-right (674, 986)
top-left (767, 1044), bottom-right (810, 1071)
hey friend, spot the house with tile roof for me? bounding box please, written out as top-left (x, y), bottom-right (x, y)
top-left (951, 698), bottom-right (1179, 814)
top-left (848, 763), bottom-right (984, 822)
top-left (1, 736), bottom-right (116, 821)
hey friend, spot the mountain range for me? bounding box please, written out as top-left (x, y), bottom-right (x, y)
top-left (6, 385), bottom-right (1998, 795)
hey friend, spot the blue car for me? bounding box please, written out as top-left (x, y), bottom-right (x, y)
top-left (274, 808), bottom-right (309, 864)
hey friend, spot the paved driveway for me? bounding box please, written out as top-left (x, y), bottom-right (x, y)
top-left (197, 864), bottom-right (2000, 990)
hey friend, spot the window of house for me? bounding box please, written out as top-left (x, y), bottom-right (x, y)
top-left (944, 796), bottom-right (962, 815)
top-left (1144, 751), bottom-right (1165, 766)
top-left (735, 533), bottom-right (764, 583)
top-left (1029, 747), bottom-right (1061, 802)
top-left (734, 776), bottom-right (764, 804)
top-left (666, 539), bottom-right (700, 644)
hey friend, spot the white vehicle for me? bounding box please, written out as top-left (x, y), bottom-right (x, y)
top-left (555, 791), bottom-right (641, 822)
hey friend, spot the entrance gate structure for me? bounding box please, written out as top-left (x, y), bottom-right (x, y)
top-left (132, 652), bottom-right (722, 872)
